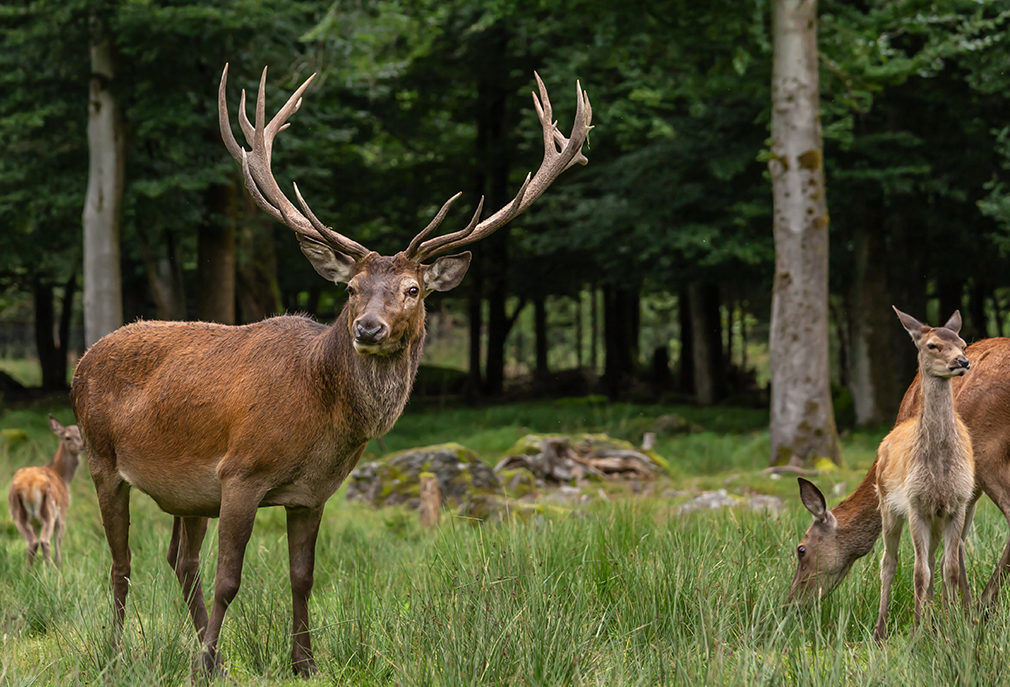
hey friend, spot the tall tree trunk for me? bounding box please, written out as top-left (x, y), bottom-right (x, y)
top-left (82, 21), bottom-right (124, 348)
top-left (603, 285), bottom-right (638, 399)
top-left (575, 291), bottom-right (584, 370)
top-left (237, 202), bottom-right (282, 324)
top-left (768, 0), bottom-right (840, 465)
top-left (846, 223), bottom-right (900, 426)
top-left (466, 257), bottom-right (484, 398)
top-left (198, 182), bottom-right (237, 324)
top-left (591, 285), bottom-right (599, 373)
top-left (476, 24), bottom-right (511, 397)
top-left (534, 294), bottom-right (548, 382)
top-left (34, 280), bottom-right (59, 390)
top-left (689, 283), bottom-right (725, 406)
top-left (33, 274), bottom-right (76, 391)
top-left (140, 228), bottom-right (187, 320)
top-left (678, 288), bottom-right (695, 395)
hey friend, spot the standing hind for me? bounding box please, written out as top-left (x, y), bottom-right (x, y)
top-left (873, 308), bottom-right (974, 642)
top-left (7, 416), bottom-right (85, 567)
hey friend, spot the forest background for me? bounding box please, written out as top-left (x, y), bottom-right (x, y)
top-left (3, 0), bottom-right (1010, 451)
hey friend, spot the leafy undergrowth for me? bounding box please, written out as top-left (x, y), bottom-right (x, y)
top-left (3, 399), bottom-right (1002, 686)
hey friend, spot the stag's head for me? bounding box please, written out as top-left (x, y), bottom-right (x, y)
top-left (219, 65), bottom-right (592, 356)
top-left (788, 478), bottom-right (854, 603)
top-left (893, 307), bottom-right (969, 379)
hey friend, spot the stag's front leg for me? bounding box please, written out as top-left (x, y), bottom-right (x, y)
top-left (195, 482), bottom-right (264, 678)
top-left (287, 506), bottom-right (324, 677)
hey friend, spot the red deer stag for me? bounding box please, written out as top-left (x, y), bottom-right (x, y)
top-left (8, 415), bottom-right (84, 567)
top-left (789, 336), bottom-right (1010, 608)
top-left (71, 64), bottom-right (592, 677)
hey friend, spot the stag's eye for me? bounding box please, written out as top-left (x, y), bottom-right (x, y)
top-left (797, 546), bottom-right (806, 558)
top-left (406, 286), bottom-right (419, 298)
top-left (927, 343), bottom-right (938, 351)
top-left (346, 285), bottom-right (356, 297)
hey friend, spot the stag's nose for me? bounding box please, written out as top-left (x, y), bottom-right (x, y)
top-left (354, 319), bottom-right (388, 345)
top-left (955, 356), bottom-right (970, 370)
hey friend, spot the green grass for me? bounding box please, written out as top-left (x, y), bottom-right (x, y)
top-left (1, 398), bottom-right (1004, 686)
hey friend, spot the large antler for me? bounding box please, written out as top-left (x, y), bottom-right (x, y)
top-left (219, 64), bottom-right (371, 259)
top-left (405, 73), bottom-right (593, 263)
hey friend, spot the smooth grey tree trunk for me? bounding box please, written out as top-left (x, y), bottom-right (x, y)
top-left (82, 25), bottom-right (124, 348)
top-left (846, 225), bottom-right (900, 426)
top-left (768, 0), bottom-right (840, 465)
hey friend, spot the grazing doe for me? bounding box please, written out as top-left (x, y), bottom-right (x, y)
top-left (872, 307), bottom-right (974, 642)
top-left (8, 415), bottom-right (84, 567)
top-left (71, 64), bottom-right (592, 677)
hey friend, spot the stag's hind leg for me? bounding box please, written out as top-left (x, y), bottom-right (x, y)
top-left (91, 468), bottom-right (132, 639)
top-left (167, 516), bottom-right (211, 638)
top-left (287, 506), bottom-right (323, 677)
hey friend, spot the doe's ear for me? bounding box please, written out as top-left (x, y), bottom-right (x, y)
top-left (298, 237), bottom-right (357, 284)
top-left (942, 309), bottom-right (962, 335)
top-left (798, 477), bottom-right (827, 521)
top-left (893, 305), bottom-right (927, 342)
top-left (49, 414), bottom-right (64, 435)
top-left (422, 252), bottom-right (471, 296)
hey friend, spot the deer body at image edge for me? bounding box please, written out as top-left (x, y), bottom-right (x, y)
top-left (8, 416), bottom-right (84, 567)
top-left (789, 330), bottom-right (1010, 617)
top-left (71, 64), bottom-right (592, 677)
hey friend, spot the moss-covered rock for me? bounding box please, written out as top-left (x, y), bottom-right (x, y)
top-left (502, 433), bottom-right (670, 474)
top-left (496, 467), bottom-right (539, 499)
top-left (346, 443), bottom-right (503, 512)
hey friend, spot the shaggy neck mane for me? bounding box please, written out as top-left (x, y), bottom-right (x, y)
top-left (314, 305), bottom-right (424, 440)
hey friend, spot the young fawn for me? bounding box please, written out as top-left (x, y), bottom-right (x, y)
top-left (873, 307), bottom-right (974, 642)
top-left (7, 415), bottom-right (84, 566)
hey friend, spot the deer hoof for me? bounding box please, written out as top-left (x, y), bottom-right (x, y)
top-left (192, 650), bottom-right (228, 682)
top-left (293, 656), bottom-right (319, 678)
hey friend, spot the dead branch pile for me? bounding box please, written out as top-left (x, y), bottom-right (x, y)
top-left (493, 437), bottom-right (660, 484)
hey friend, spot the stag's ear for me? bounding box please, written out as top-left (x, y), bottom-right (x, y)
top-left (893, 306), bottom-right (927, 342)
top-left (942, 310), bottom-right (962, 335)
top-left (422, 252), bottom-right (471, 296)
top-left (49, 414), bottom-right (64, 435)
top-left (798, 478), bottom-right (828, 522)
top-left (298, 237), bottom-right (357, 284)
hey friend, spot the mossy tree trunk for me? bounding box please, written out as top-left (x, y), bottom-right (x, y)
top-left (768, 0), bottom-right (840, 466)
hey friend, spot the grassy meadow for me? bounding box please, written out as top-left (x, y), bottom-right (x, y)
top-left (2, 395), bottom-right (1009, 686)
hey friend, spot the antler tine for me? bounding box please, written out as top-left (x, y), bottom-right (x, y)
top-left (293, 182), bottom-right (369, 256)
top-left (218, 64), bottom-right (245, 161)
top-left (404, 192), bottom-right (463, 259)
top-left (238, 89), bottom-right (254, 144)
top-left (218, 64), bottom-right (371, 259)
top-left (412, 196), bottom-right (487, 261)
top-left (410, 73), bottom-right (592, 262)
